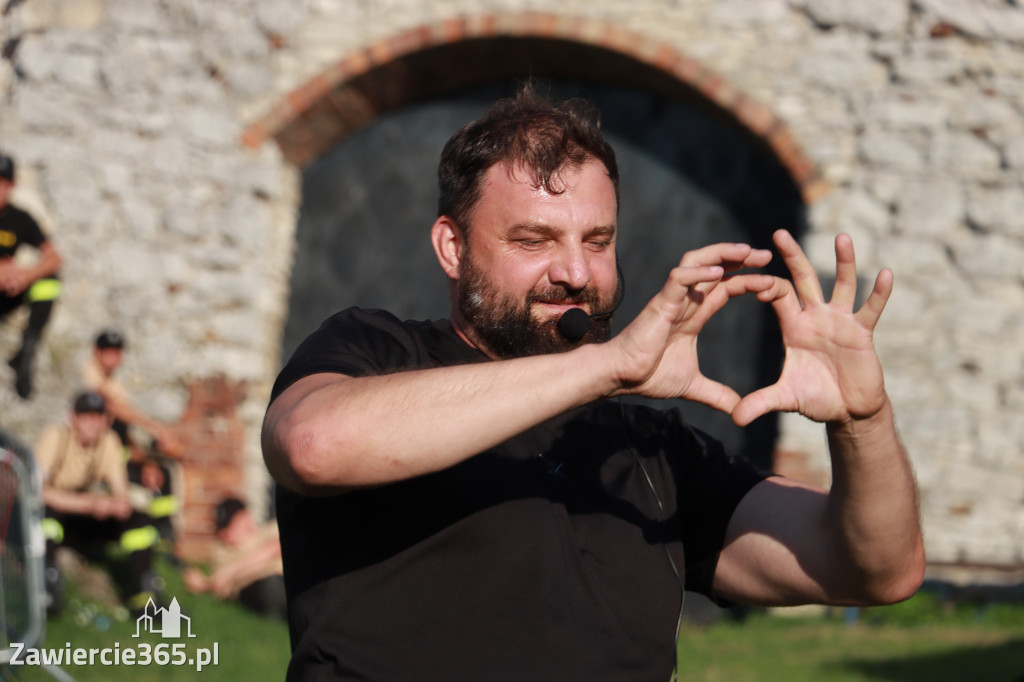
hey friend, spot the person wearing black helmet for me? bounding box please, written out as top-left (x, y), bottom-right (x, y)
top-left (82, 328), bottom-right (183, 457)
top-left (36, 390), bottom-right (162, 614)
top-left (182, 496), bottom-right (285, 620)
top-left (0, 151), bottom-right (63, 399)
top-left (82, 327), bottom-right (185, 557)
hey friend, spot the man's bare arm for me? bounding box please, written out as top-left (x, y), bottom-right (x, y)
top-left (263, 344), bottom-right (619, 495)
top-left (714, 231), bottom-right (924, 607)
top-left (715, 403), bottom-right (923, 606)
top-left (99, 391), bottom-right (182, 456)
top-left (209, 537), bottom-right (282, 598)
top-left (42, 488), bottom-right (130, 520)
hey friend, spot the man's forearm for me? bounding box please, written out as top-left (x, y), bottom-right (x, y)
top-left (713, 400), bottom-right (925, 608)
top-left (263, 342), bottom-right (619, 495)
top-left (824, 398), bottom-right (925, 603)
top-left (218, 542), bottom-right (281, 590)
top-left (105, 395), bottom-right (157, 432)
top-left (43, 489), bottom-right (100, 516)
top-left (19, 243), bottom-right (62, 286)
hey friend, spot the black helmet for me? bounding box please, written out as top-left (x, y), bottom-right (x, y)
top-left (95, 329), bottom-right (126, 350)
top-left (0, 153), bottom-right (14, 182)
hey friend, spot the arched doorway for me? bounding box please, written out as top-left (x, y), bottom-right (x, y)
top-left (249, 18), bottom-right (818, 470)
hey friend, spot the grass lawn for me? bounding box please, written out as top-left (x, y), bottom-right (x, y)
top-left (5, 560), bottom-right (1023, 681)
top-left (679, 595), bottom-right (1024, 682)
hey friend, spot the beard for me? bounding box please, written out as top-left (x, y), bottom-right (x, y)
top-left (457, 251), bottom-right (617, 359)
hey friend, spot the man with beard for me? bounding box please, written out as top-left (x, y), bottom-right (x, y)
top-left (263, 85), bottom-right (924, 681)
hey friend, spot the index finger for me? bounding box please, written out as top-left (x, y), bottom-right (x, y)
top-left (679, 243), bottom-right (773, 299)
top-left (680, 242), bottom-right (773, 271)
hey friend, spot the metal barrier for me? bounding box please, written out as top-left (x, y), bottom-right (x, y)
top-left (1, 435), bottom-right (74, 681)
top-left (1, 442), bottom-right (47, 666)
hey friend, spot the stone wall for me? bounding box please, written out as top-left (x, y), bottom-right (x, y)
top-left (1, 0), bottom-right (1022, 574)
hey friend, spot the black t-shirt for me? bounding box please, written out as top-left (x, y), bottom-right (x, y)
top-left (0, 204), bottom-right (47, 259)
top-left (271, 307), bottom-right (769, 682)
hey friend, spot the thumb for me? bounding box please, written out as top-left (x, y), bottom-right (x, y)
top-left (686, 375), bottom-right (743, 416)
top-left (731, 385), bottom-right (787, 427)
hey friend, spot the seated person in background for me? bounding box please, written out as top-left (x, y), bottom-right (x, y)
top-left (124, 447), bottom-right (179, 557)
top-left (36, 390), bottom-right (161, 614)
top-left (82, 329), bottom-right (183, 457)
top-left (183, 497), bottom-right (286, 620)
top-left (83, 328), bottom-right (183, 551)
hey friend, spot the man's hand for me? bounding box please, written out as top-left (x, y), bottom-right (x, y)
top-left (210, 571), bottom-right (235, 599)
top-left (732, 230), bottom-right (892, 427)
top-left (152, 424), bottom-right (185, 459)
top-left (183, 567), bottom-right (210, 593)
top-left (0, 262), bottom-right (33, 296)
top-left (89, 495), bottom-right (132, 520)
top-left (713, 231), bottom-right (924, 607)
top-left (610, 243), bottom-right (774, 413)
top-left (0, 241), bottom-right (61, 295)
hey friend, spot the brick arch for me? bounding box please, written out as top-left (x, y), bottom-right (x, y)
top-left (242, 12), bottom-right (828, 203)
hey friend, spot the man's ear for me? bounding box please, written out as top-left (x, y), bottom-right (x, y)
top-left (431, 216), bottom-right (463, 280)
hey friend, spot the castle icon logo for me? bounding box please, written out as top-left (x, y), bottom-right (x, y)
top-left (133, 597), bottom-right (196, 638)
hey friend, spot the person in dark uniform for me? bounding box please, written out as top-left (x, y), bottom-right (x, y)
top-left (0, 152), bottom-right (62, 399)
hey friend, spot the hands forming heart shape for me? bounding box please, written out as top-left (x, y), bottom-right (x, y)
top-left (615, 229), bottom-right (893, 428)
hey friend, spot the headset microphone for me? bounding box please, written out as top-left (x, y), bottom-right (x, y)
top-left (556, 265), bottom-right (625, 342)
top-left (557, 308), bottom-right (592, 342)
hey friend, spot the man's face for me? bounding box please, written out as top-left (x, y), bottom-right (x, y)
top-left (453, 158), bottom-right (619, 359)
top-left (0, 179), bottom-right (12, 209)
top-left (71, 411), bottom-right (110, 447)
top-left (95, 347), bottom-right (123, 374)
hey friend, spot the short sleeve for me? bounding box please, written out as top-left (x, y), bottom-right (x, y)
top-left (19, 213), bottom-right (47, 248)
top-left (0, 207), bottom-right (48, 252)
top-left (271, 308), bottom-right (437, 402)
top-left (617, 405), bottom-right (771, 602)
top-left (671, 418), bottom-right (771, 599)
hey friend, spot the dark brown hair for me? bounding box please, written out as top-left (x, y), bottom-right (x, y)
top-left (214, 496), bottom-right (246, 532)
top-left (437, 82), bottom-right (619, 232)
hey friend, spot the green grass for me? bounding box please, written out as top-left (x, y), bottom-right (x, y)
top-left (6, 563), bottom-right (1024, 681)
top-left (679, 595), bottom-right (1024, 682)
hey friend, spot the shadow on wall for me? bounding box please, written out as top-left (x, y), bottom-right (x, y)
top-left (283, 80), bottom-right (807, 470)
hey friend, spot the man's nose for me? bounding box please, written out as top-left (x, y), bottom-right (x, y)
top-left (547, 244), bottom-right (591, 291)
